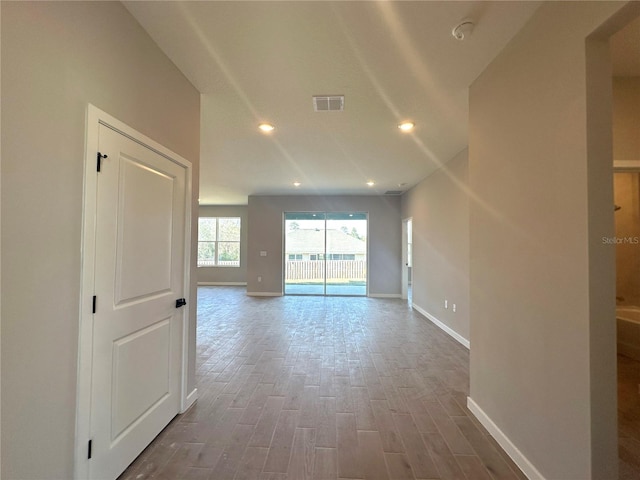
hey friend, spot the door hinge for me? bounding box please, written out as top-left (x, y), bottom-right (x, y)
top-left (97, 152), bottom-right (108, 172)
top-left (88, 439), bottom-right (93, 459)
top-left (92, 295), bottom-right (97, 314)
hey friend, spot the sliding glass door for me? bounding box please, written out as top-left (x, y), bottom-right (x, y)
top-left (284, 213), bottom-right (326, 295)
top-left (325, 213), bottom-right (367, 295)
top-left (284, 212), bottom-right (367, 296)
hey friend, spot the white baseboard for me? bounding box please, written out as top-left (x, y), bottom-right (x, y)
top-left (246, 292), bottom-right (283, 297)
top-left (412, 304), bottom-right (470, 349)
top-left (198, 282), bottom-right (247, 286)
top-left (181, 387), bottom-right (198, 413)
top-left (369, 293), bottom-right (402, 298)
top-left (467, 397), bottom-right (544, 480)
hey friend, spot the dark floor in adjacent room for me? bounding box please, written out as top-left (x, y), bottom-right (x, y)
top-left (118, 286), bottom-right (531, 479)
top-left (618, 354), bottom-right (640, 479)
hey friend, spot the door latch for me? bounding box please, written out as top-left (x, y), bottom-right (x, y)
top-left (175, 298), bottom-right (187, 308)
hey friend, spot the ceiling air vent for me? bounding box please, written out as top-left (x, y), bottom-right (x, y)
top-left (313, 95), bottom-right (344, 112)
top-left (384, 190), bottom-right (403, 195)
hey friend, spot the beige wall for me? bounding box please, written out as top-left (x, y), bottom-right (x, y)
top-left (401, 149), bottom-right (469, 342)
top-left (1, 2), bottom-right (200, 479)
top-left (247, 195), bottom-right (401, 296)
top-left (468, 2), bottom-right (633, 478)
top-left (613, 77), bottom-right (640, 161)
top-left (198, 205), bottom-right (248, 284)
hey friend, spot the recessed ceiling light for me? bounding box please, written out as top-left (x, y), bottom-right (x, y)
top-left (293, 181), bottom-right (301, 187)
top-left (398, 122), bottom-right (415, 132)
top-left (258, 123), bottom-right (275, 132)
top-left (367, 181), bottom-right (375, 187)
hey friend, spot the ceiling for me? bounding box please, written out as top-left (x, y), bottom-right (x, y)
top-left (124, 1), bottom-right (637, 205)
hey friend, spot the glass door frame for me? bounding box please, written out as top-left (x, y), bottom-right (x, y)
top-left (283, 211), bottom-right (368, 296)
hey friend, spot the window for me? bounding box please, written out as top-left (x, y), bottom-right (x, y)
top-left (198, 217), bottom-right (241, 267)
top-left (288, 254), bottom-right (302, 260)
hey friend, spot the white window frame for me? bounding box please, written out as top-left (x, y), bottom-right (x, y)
top-left (198, 217), bottom-right (241, 267)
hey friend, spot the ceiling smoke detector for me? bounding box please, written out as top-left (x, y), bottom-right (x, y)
top-left (313, 95), bottom-right (344, 112)
top-left (452, 20), bottom-right (474, 41)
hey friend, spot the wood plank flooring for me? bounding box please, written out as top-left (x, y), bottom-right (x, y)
top-left (118, 286), bottom-right (528, 480)
top-left (618, 354), bottom-right (640, 479)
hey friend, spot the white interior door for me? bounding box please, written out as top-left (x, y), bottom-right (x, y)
top-left (89, 124), bottom-right (187, 479)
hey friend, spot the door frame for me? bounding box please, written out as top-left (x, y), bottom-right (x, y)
top-left (74, 104), bottom-right (194, 479)
top-left (401, 217), bottom-right (412, 301)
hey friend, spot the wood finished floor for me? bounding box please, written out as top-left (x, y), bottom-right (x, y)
top-left (618, 354), bottom-right (640, 479)
top-left (119, 286), bottom-right (529, 480)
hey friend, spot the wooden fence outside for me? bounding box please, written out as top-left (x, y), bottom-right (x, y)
top-left (286, 260), bottom-right (366, 281)
top-left (198, 259), bottom-right (239, 267)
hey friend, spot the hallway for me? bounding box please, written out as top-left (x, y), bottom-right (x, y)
top-left (119, 286), bottom-right (526, 479)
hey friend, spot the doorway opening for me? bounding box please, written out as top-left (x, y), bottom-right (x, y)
top-left (402, 218), bottom-right (413, 303)
top-left (614, 168), bottom-right (640, 476)
top-left (608, 12), bottom-right (640, 477)
top-left (284, 212), bottom-right (368, 296)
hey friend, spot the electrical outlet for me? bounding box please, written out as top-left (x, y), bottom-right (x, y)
top-left (452, 303), bottom-right (456, 313)
top-left (258, 276), bottom-right (262, 282)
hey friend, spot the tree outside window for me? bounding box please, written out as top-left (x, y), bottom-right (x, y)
top-left (198, 217), bottom-right (241, 267)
